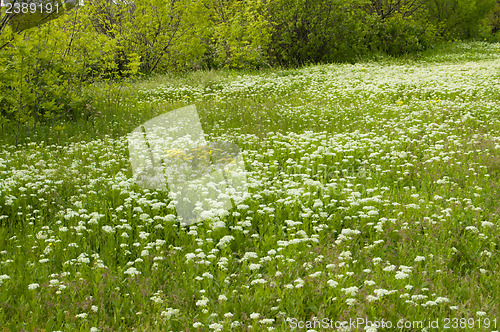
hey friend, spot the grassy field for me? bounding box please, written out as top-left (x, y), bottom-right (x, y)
top-left (0, 42), bottom-right (499, 331)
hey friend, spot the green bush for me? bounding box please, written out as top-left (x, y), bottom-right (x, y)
top-left (266, 0), bottom-right (372, 66)
top-left (424, 0), bottom-right (496, 39)
top-left (83, 0), bottom-right (210, 74)
top-left (0, 4), bottom-right (131, 133)
top-left (0, 30), bottom-right (83, 130)
top-left (203, 0), bottom-right (272, 69)
top-left (368, 13), bottom-right (436, 56)
top-left (489, 1), bottom-right (500, 33)
top-left (265, 0), bottom-right (497, 66)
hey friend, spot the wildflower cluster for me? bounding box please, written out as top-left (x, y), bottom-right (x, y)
top-left (0, 42), bottom-right (499, 330)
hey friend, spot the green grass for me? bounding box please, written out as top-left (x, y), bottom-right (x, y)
top-left (0, 41), bottom-right (499, 331)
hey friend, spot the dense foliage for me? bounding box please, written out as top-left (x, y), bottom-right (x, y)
top-left (0, 0), bottom-right (498, 130)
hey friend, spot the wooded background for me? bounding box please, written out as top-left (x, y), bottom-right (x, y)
top-left (1, 0), bottom-right (499, 128)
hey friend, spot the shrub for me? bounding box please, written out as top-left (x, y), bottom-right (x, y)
top-left (265, 0), bottom-right (497, 66)
top-left (0, 3), bottom-right (132, 134)
top-left (83, 0), bottom-right (210, 74)
top-left (204, 0), bottom-right (272, 69)
top-left (266, 0), bottom-right (372, 66)
top-left (368, 13), bottom-right (436, 56)
top-left (424, 0), bottom-right (496, 40)
top-left (489, 1), bottom-right (500, 32)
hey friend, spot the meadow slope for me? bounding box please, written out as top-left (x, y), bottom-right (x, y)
top-left (0, 42), bottom-right (499, 331)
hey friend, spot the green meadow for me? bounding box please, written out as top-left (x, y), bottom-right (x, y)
top-left (0, 42), bottom-right (499, 331)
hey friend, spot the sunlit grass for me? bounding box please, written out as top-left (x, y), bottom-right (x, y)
top-left (0, 41), bottom-right (499, 331)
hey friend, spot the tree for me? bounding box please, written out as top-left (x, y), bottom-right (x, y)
top-left (266, 0), bottom-right (372, 65)
top-left (488, 0), bottom-right (500, 35)
top-left (206, 0), bottom-right (272, 69)
top-left (0, 0), bottom-right (117, 133)
top-left (424, 0), bottom-right (496, 39)
top-left (82, 0), bottom-right (211, 74)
